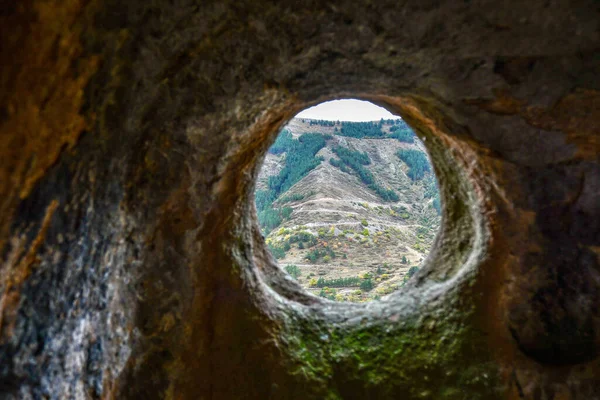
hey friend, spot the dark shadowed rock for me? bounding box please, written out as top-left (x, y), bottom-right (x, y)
top-left (0, 0), bottom-right (599, 398)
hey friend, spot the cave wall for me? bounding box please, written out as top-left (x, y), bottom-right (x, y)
top-left (1, 0), bottom-right (599, 398)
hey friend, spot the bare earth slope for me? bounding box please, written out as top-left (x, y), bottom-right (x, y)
top-left (258, 118), bottom-right (441, 302)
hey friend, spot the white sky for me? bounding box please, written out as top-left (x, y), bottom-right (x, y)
top-left (296, 99), bottom-right (401, 122)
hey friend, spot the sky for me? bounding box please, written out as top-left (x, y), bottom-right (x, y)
top-left (296, 99), bottom-right (401, 122)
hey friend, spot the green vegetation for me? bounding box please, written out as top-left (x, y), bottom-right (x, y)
top-left (268, 129), bottom-right (294, 154)
top-left (423, 175), bottom-right (438, 198)
top-left (423, 174), bottom-right (442, 215)
top-left (268, 133), bottom-right (330, 196)
top-left (360, 278), bottom-right (374, 291)
top-left (257, 206), bottom-right (292, 234)
top-left (318, 287), bottom-right (337, 300)
top-left (305, 246), bottom-right (336, 263)
top-left (312, 275), bottom-right (375, 291)
top-left (288, 231), bottom-right (317, 247)
top-left (396, 149), bottom-right (431, 181)
top-left (279, 191), bottom-right (314, 203)
top-left (388, 124), bottom-right (415, 143)
top-left (255, 118), bottom-right (441, 303)
top-left (433, 195), bottom-right (441, 215)
top-left (329, 158), bottom-right (352, 174)
top-left (256, 132), bottom-right (330, 233)
top-left (416, 226), bottom-right (429, 237)
top-left (284, 264), bottom-right (301, 279)
top-left (407, 266), bottom-right (420, 278)
top-left (330, 119), bottom-right (416, 144)
top-left (268, 243), bottom-right (287, 259)
top-left (308, 119), bottom-right (336, 127)
top-left (401, 266), bottom-right (421, 286)
top-left (314, 276), bottom-right (362, 288)
top-left (339, 121), bottom-right (384, 138)
top-left (330, 146), bottom-right (399, 202)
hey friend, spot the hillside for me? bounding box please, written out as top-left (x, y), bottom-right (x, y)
top-left (256, 118), bottom-right (441, 302)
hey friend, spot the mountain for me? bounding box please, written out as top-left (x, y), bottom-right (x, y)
top-left (256, 118), bottom-right (441, 302)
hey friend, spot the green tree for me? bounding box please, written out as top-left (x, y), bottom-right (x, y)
top-left (256, 132), bottom-right (331, 234)
top-left (268, 129), bottom-right (294, 154)
top-left (396, 149), bottom-right (431, 181)
top-left (389, 124), bottom-right (415, 143)
top-left (407, 266), bottom-right (420, 278)
top-left (360, 278), bottom-right (374, 291)
top-left (330, 145), bottom-right (399, 202)
top-left (284, 264), bottom-right (301, 279)
top-left (268, 243), bottom-right (286, 259)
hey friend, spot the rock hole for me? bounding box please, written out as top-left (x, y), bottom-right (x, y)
top-left (255, 99), bottom-right (442, 302)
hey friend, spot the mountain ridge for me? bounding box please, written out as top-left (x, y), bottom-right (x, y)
top-left (256, 117), bottom-right (441, 302)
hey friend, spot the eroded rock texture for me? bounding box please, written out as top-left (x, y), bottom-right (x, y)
top-left (0, 0), bottom-right (599, 398)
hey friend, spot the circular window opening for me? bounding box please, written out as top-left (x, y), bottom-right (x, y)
top-left (255, 99), bottom-right (441, 302)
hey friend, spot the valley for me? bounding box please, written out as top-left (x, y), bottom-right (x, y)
top-left (256, 118), bottom-right (441, 302)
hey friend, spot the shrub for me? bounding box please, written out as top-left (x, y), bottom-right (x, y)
top-left (407, 266), bottom-right (420, 278)
top-left (361, 219), bottom-right (368, 226)
top-left (279, 192), bottom-right (306, 203)
top-left (360, 278), bottom-right (374, 291)
top-left (305, 246), bottom-right (336, 263)
top-left (289, 231), bottom-right (316, 247)
top-left (315, 276), bottom-right (362, 288)
top-left (268, 243), bottom-right (286, 259)
top-left (318, 287), bottom-right (337, 300)
top-left (284, 264), bottom-right (301, 279)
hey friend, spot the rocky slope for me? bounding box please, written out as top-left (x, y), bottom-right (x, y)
top-left (256, 118), bottom-right (441, 302)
